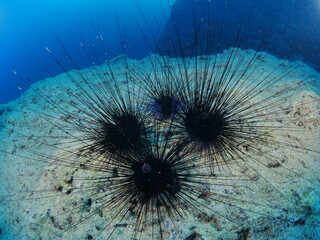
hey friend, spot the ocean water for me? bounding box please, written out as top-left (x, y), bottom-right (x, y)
top-left (0, 0), bottom-right (171, 104)
top-left (1, 0), bottom-right (320, 104)
top-left (0, 0), bottom-right (319, 239)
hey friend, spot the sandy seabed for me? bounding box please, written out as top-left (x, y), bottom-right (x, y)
top-left (0, 49), bottom-right (320, 240)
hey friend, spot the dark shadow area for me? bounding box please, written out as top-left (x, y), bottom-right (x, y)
top-left (156, 0), bottom-right (320, 72)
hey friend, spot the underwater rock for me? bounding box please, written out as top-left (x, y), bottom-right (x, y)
top-left (0, 49), bottom-right (319, 240)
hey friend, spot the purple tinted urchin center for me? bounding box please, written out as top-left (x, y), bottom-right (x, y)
top-left (152, 93), bottom-right (181, 120)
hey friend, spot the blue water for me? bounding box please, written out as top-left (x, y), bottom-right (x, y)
top-left (0, 0), bottom-right (172, 104)
top-left (0, 0), bottom-right (319, 103)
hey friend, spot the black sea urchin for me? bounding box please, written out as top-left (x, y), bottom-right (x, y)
top-left (36, 45), bottom-right (153, 168)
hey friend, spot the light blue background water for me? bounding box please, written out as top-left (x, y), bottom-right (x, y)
top-left (0, 0), bottom-right (172, 104)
